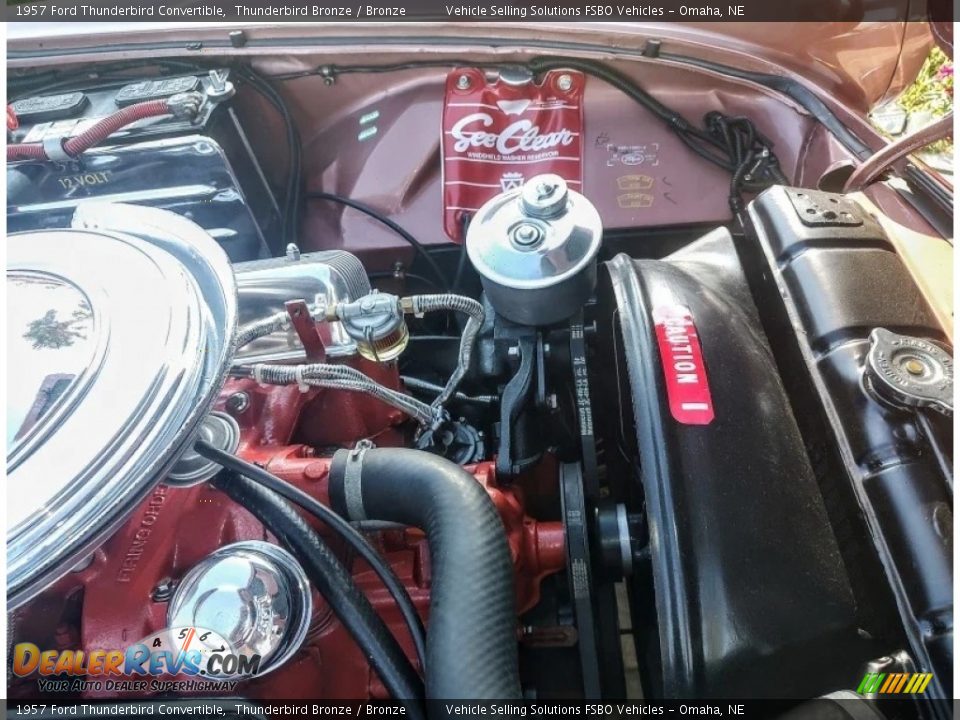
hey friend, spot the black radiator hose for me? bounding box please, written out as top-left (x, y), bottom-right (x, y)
top-left (329, 447), bottom-right (521, 699)
top-left (210, 471), bottom-right (426, 710)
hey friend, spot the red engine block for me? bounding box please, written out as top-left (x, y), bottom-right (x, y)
top-left (10, 360), bottom-right (566, 700)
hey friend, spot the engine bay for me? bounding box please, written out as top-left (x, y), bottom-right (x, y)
top-left (6, 42), bottom-right (954, 716)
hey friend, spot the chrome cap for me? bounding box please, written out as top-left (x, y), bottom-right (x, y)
top-left (466, 174), bottom-right (602, 291)
top-left (520, 173), bottom-right (569, 219)
top-left (167, 411), bottom-right (241, 487)
top-left (864, 328), bottom-right (953, 416)
top-left (167, 541), bottom-right (312, 678)
top-left (7, 203), bottom-right (237, 607)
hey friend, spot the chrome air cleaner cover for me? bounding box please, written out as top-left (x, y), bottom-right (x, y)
top-left (7, 203), bottom-right (237, 607)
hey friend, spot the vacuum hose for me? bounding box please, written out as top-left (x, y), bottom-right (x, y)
top-left (210, 471), bottom-right (426, 711)
top-left (235, 362), bottom-right (436, 427)
top-left (329, 447), bottom-right (521, 699)
top-left (401, 294), bottom-right (484, 410)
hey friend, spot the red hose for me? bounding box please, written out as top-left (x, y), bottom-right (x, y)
top-left (7, 143), bottom-right (46, 161)
top-left (63, 99), bottom-right (171, 156)
top-left (7, 98), bottom-right (173, 162)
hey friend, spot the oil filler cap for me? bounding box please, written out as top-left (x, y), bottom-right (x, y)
top-left (864, 328), bottom-right (953, 416)
top-left (167, 411), bottom-right (241, 486)
top-left (167, 541), bottom-right (312, 678)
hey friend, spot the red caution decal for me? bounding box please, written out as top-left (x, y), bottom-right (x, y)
top-left (652, 305), bottom-right (715, 425)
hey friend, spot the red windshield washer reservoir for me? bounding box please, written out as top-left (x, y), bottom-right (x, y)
top-left (441, 67), bottom-right (584, 241)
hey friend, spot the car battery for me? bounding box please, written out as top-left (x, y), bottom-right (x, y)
top-left (7, 72), bottom-right (279, 262)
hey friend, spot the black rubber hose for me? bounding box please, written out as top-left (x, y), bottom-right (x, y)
top-left (194, 440), bottom-right (427, 673)
top-left (236, 66), bottom-right (303, 248)
top-left (305, 191), bottom-right (450, 292)
top-left (329, 448), bottom-right (521, 699)
top-left (210, 470), bottom-right (426, 710)
top-left (657, 51), bottom-right (874, 160)
top-left (530, 54), bottom-right (873, 161)
top-left (530, 56), bottom-right (698, 134)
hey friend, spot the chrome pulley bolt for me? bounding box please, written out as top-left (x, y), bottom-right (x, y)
top-left (511, 223), bottom-right (544, 248)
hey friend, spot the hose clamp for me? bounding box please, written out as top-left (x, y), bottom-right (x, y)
top-left (42, 136), bottom-right (72, 162)
top-left (343, 439), bottom-right (374, 521)
top-left (429, 406), bottom-right (450, 430)
top-left (294, 365), bottom-right (309, 393)
top-left (401, 296), bottom-right (425, 318)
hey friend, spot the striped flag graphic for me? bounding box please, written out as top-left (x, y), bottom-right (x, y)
top-left (857, 672), bottom-right (933, 694)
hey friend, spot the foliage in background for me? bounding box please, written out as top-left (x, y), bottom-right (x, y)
top-left (898, 47), bottom-right (953, 117)
top-left (896, 47), bottom-right (953, 155)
